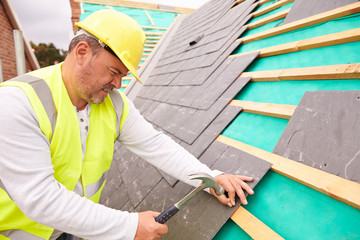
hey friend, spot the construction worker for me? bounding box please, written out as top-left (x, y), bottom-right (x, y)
top-left (0, 9), bottom-right (254, 240)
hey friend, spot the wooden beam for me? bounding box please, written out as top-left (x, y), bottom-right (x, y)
top-left (122, 76), bottom-right (133, 81)
top-left (234, 28), bottom-right (360, 58)
top-left (142, 26), bottom-right (167, 31)
top-left (145, 32), bottom-right (164, 36)
top-left (146, 40), bottom-right (159, 44)
top-left (216, 135), bottom-right (360, 210)
top-left (240, 63), bottom-right (360, 81)
top-left (252, 0), bottom-right (293, 18)
top-left (246, 9), bottom-right (289, 29)
top-left (75, 0), bottom-right (195, 14)
top-left (241, 2), bottom-right (360, 44)
top-left (146, 36), bottom-right (162, 40)
top-left (144, 44), bottom-right (155, 48)
top-left (144, 10), bottom-right (155, 26)
top-left (230, 100), bottom-right (296, 119)
top-left (234, 0), bottom-right (246, 5)
top-left (231, 206), bottom-right (285, 240)
top-left (257, 0), bottom-right (274, 6)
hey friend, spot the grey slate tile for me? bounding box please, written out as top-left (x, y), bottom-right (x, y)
top-left (153, 140), bottom-right (271, 240)
top-left (162, 106), bottom-right (197, 136)
top-left (191, 52), bottom-right (259, 110)
top-left (147, 103), bottom-right (181, 129)
top-left (99, 182), bottom-right (130, 210)
top-left (198, 140), bottom-right (229, 167)
top-left (157, 169), bottom-right (179, 187)
top-left (134, 179), bottom-right (193, 214)
top-left (119, 148), bottom-right (163, 208)
top-left (211, 143), bottom-right (272, 187)
top-left (283, 0), bottom-right (358, 25)
top-left (273, 91), bottom-right (360, 184)
top-left (174, 76), bottom-right (251, 145)
top-left (179, 105), bottom-right (242, 157)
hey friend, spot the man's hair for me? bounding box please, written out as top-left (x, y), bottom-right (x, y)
top-left (68, 34), bottom-right (103, 55)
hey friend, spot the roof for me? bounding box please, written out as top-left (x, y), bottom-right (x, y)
top-left (76, 0), bottom-right (360, 239)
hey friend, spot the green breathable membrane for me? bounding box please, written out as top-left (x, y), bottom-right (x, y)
top-left (81, 4), bottom-right (177, 28)
top-left (235, 13), bottom-right (360, 54)
top-left (244, 171), bottom-right (360, 239)
top-left (219, 78), bottom-right (360, 238)
top-left (235, 79), bottom-right (360, 105)
top-left (213, 219), bottom-right (252, 240)
top-left (241, 18), bottom-right (284, 38)
top-left (246, 41), bottom-right (360, 71)
top-left (222, 112), bottom-right (288, 152)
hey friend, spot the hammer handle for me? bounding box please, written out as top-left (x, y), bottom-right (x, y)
top-left (155, 205), bottom-right (179, 224)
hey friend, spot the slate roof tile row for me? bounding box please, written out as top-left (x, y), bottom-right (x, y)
top-left (100, 0), bottom-right (273, 238)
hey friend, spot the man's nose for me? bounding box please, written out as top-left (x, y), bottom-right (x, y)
top-left (111, 75), bottom-right (122, 89)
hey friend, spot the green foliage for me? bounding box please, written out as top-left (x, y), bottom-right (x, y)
top-left (30, 42), bottom-right (67, 68)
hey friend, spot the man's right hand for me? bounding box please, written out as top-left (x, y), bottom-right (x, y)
top-left (135, 211), bottom-right (168, 240)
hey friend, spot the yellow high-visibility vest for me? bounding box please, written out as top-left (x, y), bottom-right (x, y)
top-left (0, 63), bottom-right (129, 240)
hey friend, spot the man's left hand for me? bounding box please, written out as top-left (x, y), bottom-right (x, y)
top-left (211, 174), bottom-right (254, 207)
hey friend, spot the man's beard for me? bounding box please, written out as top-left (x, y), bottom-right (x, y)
top-left (88, 83), bottom-right (114, 104)
top-left (75, 60), bottom-right (114, 104)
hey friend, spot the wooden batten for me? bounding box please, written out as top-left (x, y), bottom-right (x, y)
top-left (252, 0), bottom-right (293, 18)
top-left (145, 32), bottom-right (164, 36)
top-left (231, 206), bottom-right (285, 240)
top-left (216, 135), bottom-right (360, 210)
top-left (233, 28), bottom-right (360, 58)
top-left (146, 36), bottom-right (162, 40)
top-left (144, 44), bottom-right (155, 48)
top-left (240, 63), bottom-right (360, 81)
top-left (75, 0), bottom-right (195, 14)
top-left (246, 9), bottom-right (289, 29)
top-left (142, 26), bottom-right (167, 31)
top-left (230, 100), bottom-right (296, 119)
top-left (241, 2), bottom-right (360, 44)
top-left (144, 10), bottom-right (155, 26)
top-left (257, 0), bottom-right (274, 6)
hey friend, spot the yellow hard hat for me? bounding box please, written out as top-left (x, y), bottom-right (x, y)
top-left (75, 9), bottom-right (146, 83)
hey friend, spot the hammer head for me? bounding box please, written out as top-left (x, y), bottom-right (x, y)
top-left (188, 172), bottom-right (224, 196)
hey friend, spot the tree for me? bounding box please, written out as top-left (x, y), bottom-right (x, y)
top-left (30, 42), bottom-right (67, 68)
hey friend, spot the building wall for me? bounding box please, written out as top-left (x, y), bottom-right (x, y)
top-left (0, 1), bottom-right (35, 81)
top-left (70, 0), bottom-right (80, 32)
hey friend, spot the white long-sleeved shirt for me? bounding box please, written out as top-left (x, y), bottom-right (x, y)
top-left (0, 86), bottom-right (221, 240)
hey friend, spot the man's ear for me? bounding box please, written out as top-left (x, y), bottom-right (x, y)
top-left (75, 42), bottom-right (92, 65)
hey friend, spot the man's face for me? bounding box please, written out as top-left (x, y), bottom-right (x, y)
top-left (75, 48), bottom-right (129, 105)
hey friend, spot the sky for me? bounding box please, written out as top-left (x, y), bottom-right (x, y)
top-left (9, 0), bottom-right (209, 51)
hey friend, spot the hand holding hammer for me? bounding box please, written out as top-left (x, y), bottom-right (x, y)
top-left (155, 172), bottom-right (224, 224)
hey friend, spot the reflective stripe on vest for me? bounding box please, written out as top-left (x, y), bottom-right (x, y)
top-left (85, 170), bottom-right (108, 199)
top-left (7, 75), bottom-right (57, 141)
top-left (0, 230), bottom-right (46, 240)
top-left (6, 75), bottom-right (126, 141)
top-left (0, 64), bottom-right (130, 239)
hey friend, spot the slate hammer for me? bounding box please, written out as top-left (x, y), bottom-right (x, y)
top-left (155, 172), bottom-right (224, 224)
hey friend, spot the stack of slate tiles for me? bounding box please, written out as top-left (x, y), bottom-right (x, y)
top-left (100, 0), bottom-right (273, 239)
